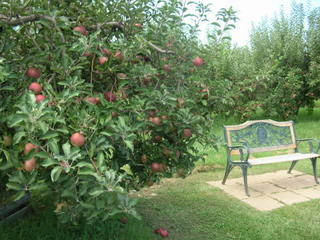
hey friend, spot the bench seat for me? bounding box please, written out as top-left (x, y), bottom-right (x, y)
top-left (222, 119), bottom-right (320, 196)
top-left (249, 153), bottom-right (320, 165)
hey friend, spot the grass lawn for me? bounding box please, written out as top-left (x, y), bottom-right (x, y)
top-left (1, 106), bottom-right (320, 239)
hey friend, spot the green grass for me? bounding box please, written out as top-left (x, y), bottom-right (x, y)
top-left (2, 106), bottom-right (320, 239)
top-left (0, 204), bottom-right (156, 240)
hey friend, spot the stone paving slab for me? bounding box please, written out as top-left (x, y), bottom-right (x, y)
top-left (207, 170), bottom-right (320, 211)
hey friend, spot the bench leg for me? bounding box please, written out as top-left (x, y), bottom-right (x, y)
top-left (222, 162), bottom-right (234, 185)
top-left (288, 160), bottom-right (298, 174)
top-left (311, 158), bottom-right (319, 184)
top-left (241, 166), bottom-right (250, 197)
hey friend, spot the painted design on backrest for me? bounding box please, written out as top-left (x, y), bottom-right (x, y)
top-left (229, 122), bottom-right (293, 148)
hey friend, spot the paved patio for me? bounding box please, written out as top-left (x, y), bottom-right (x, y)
top-left (207, 170), bottom-right (320, 211)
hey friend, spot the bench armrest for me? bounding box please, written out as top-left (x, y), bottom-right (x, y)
top-left (225, 143), bottom-right (251, 164)
top-left (296, 138), bottom-right (317, 153)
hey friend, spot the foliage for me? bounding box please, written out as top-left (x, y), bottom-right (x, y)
top-left (0, 0), bottom-right (219, 224)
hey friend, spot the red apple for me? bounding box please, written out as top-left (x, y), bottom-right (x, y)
top-left (193, 57), bottom-right (203, 67)
top-left (98, 56), bottom-right (108, 65)
top-left (134, 23), bottom-right (142, 28)
top-left (35, 94), bottom-right (46, 103)
top-left (104, 91), bottom-right (117, 102)
top-left (26, 68), bottom-right (41, 79)
top-left (24, 143), bottom-right (38, 155)
top-left (111, 112), bottom-right (118, 118)
top-left (163, 64), bottom-right (171, 72)
top-left (114, 50), bottom-right (124, 61)
top-left (153, 135), bottom-right (162, 143)
top-left (73, 26), bottom-right (88, 35)
top-left (70, 133), bottom-right (85, 147)
top-left (28, 82), bottom-right (42, 93)
top-left (200, 88), bottom-right (209, 99)
top-left (183, 128), bottom-right (192, 138)
top-left (83, 51), bottom-right (92, 57)
top-left (117, 73), bottom-right (128, 79)
top-left (101, 48), bottom-right (112, 56)
top-left (85, 97), bottom-right (100, 104)
top-left (24, 158), bottom-right (37, 172)
top-left (119, 217), bottom-right (128, 224)
top-left (149, 117), bottom-right (161, 125)
top-left (159, 229), bottom-right (169, 237)
top-left (151, 163), bottom-right (161, 172)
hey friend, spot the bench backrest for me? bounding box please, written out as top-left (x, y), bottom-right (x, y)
top-left (224, 120), bottom-right (296, 155)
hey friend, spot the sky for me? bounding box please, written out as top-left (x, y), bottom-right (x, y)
top-left (198, 0), bottom-right (320, 46)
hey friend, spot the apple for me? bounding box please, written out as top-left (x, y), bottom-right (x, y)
top-left (200, 88), bottom-right (209, 99)
top-left (163, 64), bottom-right (171, 72)
top-left (117, 73), bottom-right (128, 79)
top-left (70, 133), bottom-right (85, 147)
top-left (104, 91), bottom-right (117, 102)
top-left (24, 143), bottom-right (38, 155)
top-left (119, 217), bottom-right (128, 224)
top-left (28, 82), bottom-right (42, 93)
top-left (151, 163), bottom-right (161, 172)
top-left (153, 135), bottom-right (162, 143)
top-left (114, 50), bottom-right (124, 61)
top-left (73, 25), bottom-right (88, 35)
top-left (26, 68), bottom-right (41, 79)
top-left (148, 110), bottom-right (158, 117)
top-left (162, 147), bottom-right (171, 156)
top-left (83, 51), bottom-right (92, 57)
top-left (35, 94), bottom-right (46, 103)
top-left (176, 97), bottom-right (185, 108)
top-left (101, 48), bottom-right (112, 56)
top-left (134, 23), bottom-right (142, 28)
top-left (149, 117), bottom-right (161, 125)
top-left (183, 128), bottom-right (192, 138)
top-left (111, 111), bottom-right (118, 118)
top-left (141, 154), bottom-right (148, 163)
top-left (24, 158), bottom-right (36, 172)
top-left (159, 229), bottom-right (169, 237)
top-left (98, 56), bottom-right (108, 65)
top-left (85, 97), bottom-right (100, 104)
top-left (3, 136), bottom-right (12, 146)
top-left (143, 76), bottom-right (152, 85)
top-left (193, 56), bottom-right (204, 67)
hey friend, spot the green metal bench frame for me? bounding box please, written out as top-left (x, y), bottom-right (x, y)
top-left (222, 119), bottom-right (320, 196)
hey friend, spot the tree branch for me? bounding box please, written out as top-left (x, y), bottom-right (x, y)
top-left (90, 21), bottom-right (125, 31)
top-left (0, 14), bottom-right (65, 43)
top-left (148, 42), bottom-right (175, 54)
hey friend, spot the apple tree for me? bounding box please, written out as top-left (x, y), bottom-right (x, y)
top-left (0, 0), bottom-right (217, 224)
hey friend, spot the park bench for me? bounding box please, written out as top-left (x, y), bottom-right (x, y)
top-left (222, 119), bottom-right (320, 196)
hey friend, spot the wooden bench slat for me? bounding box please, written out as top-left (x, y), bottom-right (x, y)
top-left (248, 153), bottom-right (320, 165)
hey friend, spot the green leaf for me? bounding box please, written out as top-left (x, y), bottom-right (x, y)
top-left (41, 158), bottom-right (57, 167)
top-left (120, 164), bottom-right (133, 175)
top-left (48, 140), bottom-right (59, 154)
top-left (13, 131), bottom-right (26, 144)
top-left (76, 162), bottom-right (93, 168)
top-left (51, 166), bottom-right (62, 182)
top-left (89, 189), bottom-right (105, 197)
top-left (41, 131), bottom-right (59, 140)
top-left (35, 151), bottom-right (50, 158)
top-left (124, 140), bottom-right (134, 152)
top-left (9, 114), bottom-right (27, 127)
top-left (62, 142), bottom-right (71, 155)
top-left (6, 183), bottom-right (23, 191)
